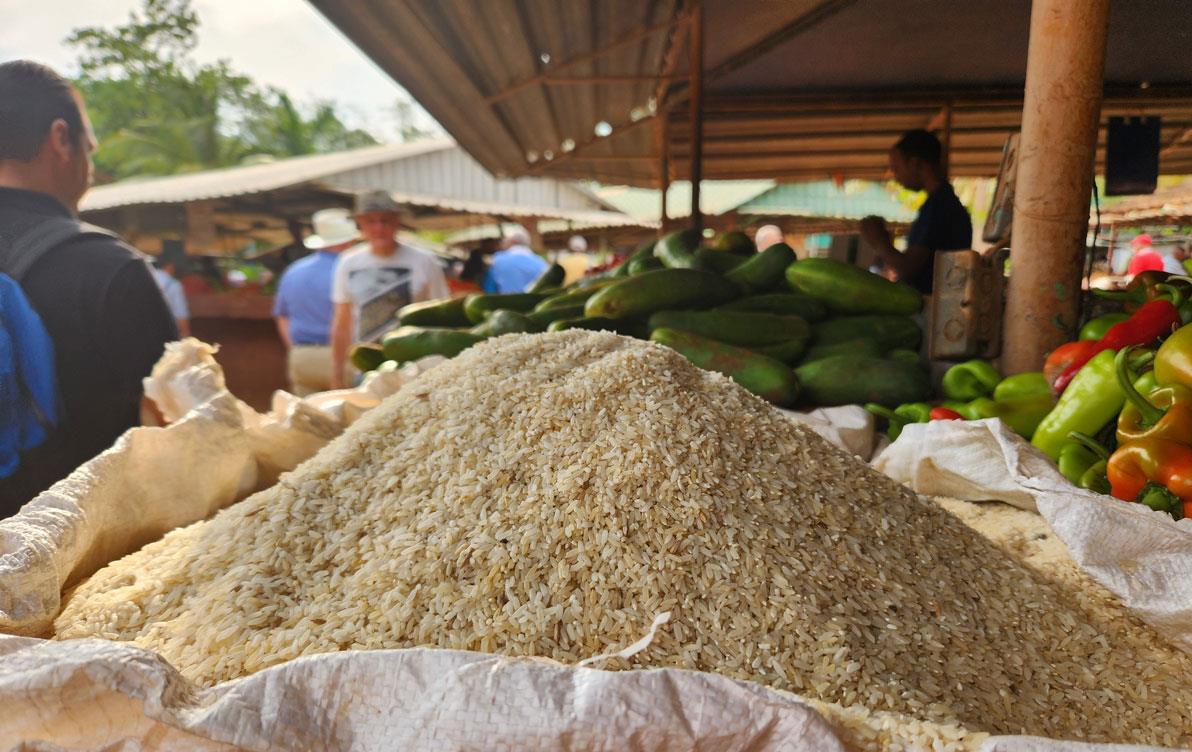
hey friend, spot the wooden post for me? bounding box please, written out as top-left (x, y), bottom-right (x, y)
top-left (1106, 222), bottom-right (1118, 271)
top-left (940, 100), bottom-right (953, 175)
top-left (1001, 0), bottom-right (1109, 373)
top-left (658, 116), bottom-right (670, 235)
top-left (688, 1), bottom-right (704, 231)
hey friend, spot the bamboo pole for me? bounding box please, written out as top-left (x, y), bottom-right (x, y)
top-left (1001, 0), bottom-right (1109, 373)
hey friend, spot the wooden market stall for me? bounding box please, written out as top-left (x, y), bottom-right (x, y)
top-left (307, 0), bottom-right (1192, 372)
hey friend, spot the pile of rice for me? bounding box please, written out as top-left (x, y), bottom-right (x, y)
top-left (55, 331), bottom-right (1192, 746)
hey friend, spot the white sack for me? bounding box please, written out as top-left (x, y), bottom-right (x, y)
top-left (872, 418), bottom-right (1192, 653)
top-left (0, 394), bottom-right (255, 637)
top-left (0, 636), bottom-right (847, 752)
top-left (781, 405), bottom-right (877, 459)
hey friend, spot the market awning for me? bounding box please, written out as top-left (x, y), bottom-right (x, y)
top-left (308, 0), bottom-right (1192, 186)
top-left (1097, 177), bottom-right (1192, 226)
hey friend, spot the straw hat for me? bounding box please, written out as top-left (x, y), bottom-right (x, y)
top-left (304, 208), bottom-right (360, 249)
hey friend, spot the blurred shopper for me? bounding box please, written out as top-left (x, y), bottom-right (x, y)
top-left (484, 227), bottom-right (548, 293)
top-left (451, 248), bottom-right (490, 294)
top-left (329, 191), bottom-right (449, 389)
top-left (152, 258), bottom-right (190, 337)
top-left (274, 208), bottom-right (359, 395)
top-left (1126, 233), bottom-right (1164, 278)
top-left (859, 129), bottom-right (971, 294)
top-left (0, 60), bottom-right (175, 512)
top-left (754, 224), bottom-right (784, 251)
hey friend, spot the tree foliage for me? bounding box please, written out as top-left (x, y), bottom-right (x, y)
top-left (68, 0), bottom-right (379, 179)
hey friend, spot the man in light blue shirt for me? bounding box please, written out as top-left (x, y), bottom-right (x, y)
top-left (274, 208), bottom-right (359, 395)
top-left (485, 227), bottom-right (548, 293)
top-left (151, 260), bottom-right (190, 337)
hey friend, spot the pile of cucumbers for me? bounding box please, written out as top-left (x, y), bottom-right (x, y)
top-left (350, 230), bottom-right (931, 409)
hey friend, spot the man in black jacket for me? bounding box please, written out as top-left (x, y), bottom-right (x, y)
top-left (0, 60), bottom-right (177, 514)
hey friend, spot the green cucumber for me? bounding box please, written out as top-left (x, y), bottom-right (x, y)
top-left (527, 263), bottom-right (566, 293)
top-left (752, 339), bottom-right (808, 364)
top-left (786, 258), bottom-right (922, 315)
top-left (695, 248), bottom-right (748, 275)
top-left (584, 269), bottom-right (740, 320)
top-left (534, 280), bottom-right (618, 311)
top-left (713, 230), bottom-right (756, 256)
top-left (470, 309), bottom-right (543, 337)
top-left (812, 316), bottom-right (921, 351)
top-left (650, 327), bottom-right (800, 407)
top-left (795, 356), bottom-right (931, 408)
top-left (725, 243), bottom-right (797, 293)
top-left (526, 304), bottom-right (588, 326)
top-left (627, 256), bottom-right (665, 275)
top-left (800, 338), bottom-right (884, 364)
top-left (463, 292), bottom-right (549, 324)
top-left (717, 292), bottom-right (828, 322)
top-left (398, 296), bottom-right (471, 327)
top-left (653, 229), bottom-right (704, 269)
top-left (647, 310), bottom-right (810, 347)
top-left (381, 327), bottom-right (486, 363)
top-left (349, 342), bottom-right (387, 372)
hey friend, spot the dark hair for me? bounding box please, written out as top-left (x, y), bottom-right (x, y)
top-left (460, 248), bottom-right (489, 284)
top-left (893, 129), bottom-right (942, 165)
top-left (0, 60), bottom-right (84, 161)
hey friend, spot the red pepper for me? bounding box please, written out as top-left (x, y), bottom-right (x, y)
top-left (929, 406), bottom-right (964, 421)
top-left (1053, 299), bottom-right (1180, 393)
top-left (1044, 340), bottom-right (1097, 390)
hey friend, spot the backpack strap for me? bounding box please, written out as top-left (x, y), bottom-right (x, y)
top-left (0, 217), bottom-right (118, 282)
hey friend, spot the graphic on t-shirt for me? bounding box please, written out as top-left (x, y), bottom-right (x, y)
top-left (349, 266), bottom-right (412, 342)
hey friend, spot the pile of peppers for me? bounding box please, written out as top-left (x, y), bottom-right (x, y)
top-left (866, 360), bottom-right (1056, 442)
top-left (1030, 273), bottom-right (1192, 521)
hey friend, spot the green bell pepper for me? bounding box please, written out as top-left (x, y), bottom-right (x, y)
top-left (1058, 432), bottom-right (1109, 485)
top-left (941, 359), bottom-right (1001, 401)
top-left (865, 402), bottom-right (930, 440)
top-left (963, 393), bottom-right (1056, 439)
top-left (887, 349), bottom-right (922, 367)
top-left (1079, 313), bottom-right (1130, 341)
top-left (993, 372), bottom-right (1051, 401)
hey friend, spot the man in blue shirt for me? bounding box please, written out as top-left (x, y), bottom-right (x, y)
top-left (485, 227), bottom-right (548, 293)
top-left (274, 208), bottom-right (359, 395)
top-left (859, 129), bottom-right (972, 294)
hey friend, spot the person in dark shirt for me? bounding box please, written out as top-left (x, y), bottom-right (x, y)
top-left (860, 129), bottom-right (973, 294)
top-left (0, 60), bottom-right (177, 514)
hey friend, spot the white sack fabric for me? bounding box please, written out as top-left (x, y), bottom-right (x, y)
top-left (873, 418), bottom-right (1192, 653)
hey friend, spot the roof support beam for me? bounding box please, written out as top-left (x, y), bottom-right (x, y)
top-left (483, 15), bottom-right (684, 105)
top-left (688, 1), bottom-right (705, 231)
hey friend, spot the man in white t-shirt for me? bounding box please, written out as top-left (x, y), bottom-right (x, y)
top-left (329, 190), bottom-right (450, 388)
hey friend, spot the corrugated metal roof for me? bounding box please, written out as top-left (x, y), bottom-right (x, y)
top-left (1098, 178), bottom-right (1192, 226)
top-left (309, 0), bottom-right (1192, 185)
top-left (80, 141), bottom-right (453, 211)
top-left (391, 189), bottom-right (648, 228)
top-left (596, 181), bottom-right (774, 221)
top-left (738, 181), bottom-right (917, 222)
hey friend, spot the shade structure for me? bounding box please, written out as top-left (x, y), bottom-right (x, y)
top-left (308, 0), bottom-right (1192, 186)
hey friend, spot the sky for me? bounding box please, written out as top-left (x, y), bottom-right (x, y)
top-left (0, 0), bottom-right (442, 141)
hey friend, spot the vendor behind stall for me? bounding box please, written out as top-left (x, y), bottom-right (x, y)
top-left (859, 129), bottom-right (972, 294)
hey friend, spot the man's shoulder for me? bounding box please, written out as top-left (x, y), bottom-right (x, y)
top-left (50, 229), bottom-right (149, 275)
top-left (336, 244), bottom-right (378, 270)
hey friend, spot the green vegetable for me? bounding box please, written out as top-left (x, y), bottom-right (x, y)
top-left (800, 338), bottom-right (884, 364)
top-left (650, 327), bottom-right (800, 406)
top-left (627, 256), bottom-right (664, 275)
top-left (941, 359), bottom-right (1001, 401)
top-left (724, 243), bottom-right (796, 293)
top-left (646, 310), bottom-right (810, 347)
top-left (1058, 432), bottom-right (1110, 486)
top-left (398, 296), bottom-right (471, 328)
top-left (470, 309), bottom-right (543, 337)
top-left (1079, 313), bottom-right (1130, 341)
top-left (786, 257), bottom-right (923, 315)
top-left (795, 355), bottom-right (931, 408)
top-left (963, 394), bottom-right (1056, 439)
top-left (584, 269), bottom-right (740, 320)
top-left (752, 339), bottom-right (808, 364)
top-left (349, 342), bottom-right (386, 372)
top-left (712, 230), bottom-right (756, 256)
top-left (463, 292), bottom-right (549, 324)
top-left (993, 372), bottom-right (1051, 401)
top-left (694, 247), bottom-right (748, 275)
top-left (527, 263), bottom-right (566, 293)
top-left (533, 281), bottom-right (618, 311)
top-left (865, 402), bottom-right (931, 440)
top-left (548, 316), bottom-right (645, 336)
top-left (1032, 349), bottom-right (1127, 460)
top-left (526, 304), bottom-right (588, 326)
top-left (811, 316), bottom-right (921, 351)
top-left (717, 292), bottom-right (828, 322)
top-left (381, 327), bottom-right (486, 363)
top-left (886, 349), bottom-right (922, 367)
top-left (653, 229), bottom-right (704, 269)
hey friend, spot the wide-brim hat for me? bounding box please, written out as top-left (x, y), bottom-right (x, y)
top-left (305, 208), bottom-right (360, 249)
